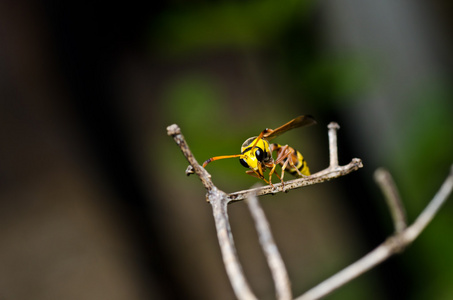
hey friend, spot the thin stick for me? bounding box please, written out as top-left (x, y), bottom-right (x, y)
top-left (296, 240), bottom-right (391, 300)
top-left (327, 122), bottom-right (340, 168)
top-left (246, 191), bottom-right (292, 300)
top-left (401, 164), bottom-right (453, 244)
top-left (211, 188), bottom-right (258, 300)
top-left (167, 124), bottom-right (215, 192)
top-left (228, 159), bottom-right (362, 202)
top-left (296, 165), bottom-right (453, 300)
top-left (374, 168), bottom-right (407, 233)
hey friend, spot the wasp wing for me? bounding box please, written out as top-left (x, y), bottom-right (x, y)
top-left (264, 115), bottom-right (316, 141)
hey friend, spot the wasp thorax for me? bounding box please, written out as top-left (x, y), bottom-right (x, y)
top-left (241, 137), bottom-right (257, 150)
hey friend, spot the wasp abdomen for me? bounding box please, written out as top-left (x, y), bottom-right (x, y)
top-left (272, 143), bottom-right (310, 177)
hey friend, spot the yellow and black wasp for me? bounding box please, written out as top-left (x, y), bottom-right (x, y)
top-left (203, 115), bottom-right (316, 186)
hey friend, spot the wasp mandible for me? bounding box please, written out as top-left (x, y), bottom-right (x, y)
top-left (202, 115), bottom-right (316, 186)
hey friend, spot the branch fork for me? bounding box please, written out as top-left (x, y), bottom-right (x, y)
top-left (297, 165), bottom-right (453, 300)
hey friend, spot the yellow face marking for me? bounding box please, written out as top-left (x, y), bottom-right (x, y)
top-left (242, 152), bottom-right (257, 168)
top-left (240, 137), bottom-right (271, 177)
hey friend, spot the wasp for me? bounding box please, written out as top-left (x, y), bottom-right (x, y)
top-left (202, 115), bottom-right (316, 186)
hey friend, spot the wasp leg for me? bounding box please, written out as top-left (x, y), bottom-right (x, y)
top-left (245, 170), bottom-right (262, 179)
top-left (272, 145), bottom-right (291, 166)
top-left (269, 158), bottom-right (285, 188)
top-left (267, 163), bottom-right (278, 188)
top-left (273, 145), bottom-right (294, 185)
top-left (269, 165), bottom-right (284, 190)
top-left (245, 170), bottom-right (271, 186)
top-left (291, 160), bottom-right (306, 177)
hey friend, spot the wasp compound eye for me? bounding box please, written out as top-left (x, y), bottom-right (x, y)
top-left (239, 158), bottom-right (249, 168)
top-left (255, 148), bottom-right (264, 161)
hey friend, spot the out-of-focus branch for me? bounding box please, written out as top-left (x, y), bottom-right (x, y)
top-left (210, 190), bottom-right (257, 300)
top-left (296, 165), bottom-right (453, 300)
top-left (246, 190), bottom-right (292, 300)
top-left (374, 168), bottom-right (407, 233)
top-left (400, 165), bottom-right (453, 244)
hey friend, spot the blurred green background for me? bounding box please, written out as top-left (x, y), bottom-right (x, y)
top-left (0, 1), bottom-right (452, 299)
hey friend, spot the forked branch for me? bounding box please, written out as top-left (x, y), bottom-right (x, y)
top-left (168, 122), bottom-right (453, 300)
top-left (296, 165), bottom-right (453, 300)
top-left (374, 168), bottom-right (407, 233)
top-left (167, 121), bottom-right (362, 300)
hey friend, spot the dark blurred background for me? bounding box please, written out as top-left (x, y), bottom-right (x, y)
top-left (0, 1), bottom-right (452, 299)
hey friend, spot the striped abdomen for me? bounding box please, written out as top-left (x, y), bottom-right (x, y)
top-left (272, 143), bottom-right (310, 177)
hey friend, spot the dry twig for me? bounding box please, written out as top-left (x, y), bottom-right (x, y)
top-left (228, 158), bottom-right (362, 202)
top-left (374, 168), bottom-right (407, 233)
top-left (246, 190), bottom-right (292, 300)
top-left (296, 166), bottom-right (453, 300)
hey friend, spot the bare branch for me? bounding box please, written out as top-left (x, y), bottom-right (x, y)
top-left (246, 190), bottom-right (292, 300)
top-left (211, 188), bottom-right (258, 300)
top-left (327, 122), bottom-right (340, 168)
top-left (401, 164), bottom-right (453, 244)
top-left (374, 168), bottom-right (407, 233)
top-left (167, 124), bottom-right (215, 192)
top-left (296, 165), bottom-right (453, 300)
top-left (228, 159), bottom-right (362, 202)
top-left (296, 240), bottom-right (391, 300)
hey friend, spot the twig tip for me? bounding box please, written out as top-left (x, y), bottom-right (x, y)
top-left (373, 168), bottom-right (388, 183)
top-left (328, 122), bottom-right (340, 130)
top-left (185, 165), bottom-right (195, 176)
top-left (352, 158), bottom-right (363, 168)
top-left (167, 124), bottom-right (181, 136)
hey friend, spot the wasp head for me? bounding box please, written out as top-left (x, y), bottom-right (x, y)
top-left (239, 137), bottom-right (271, 177)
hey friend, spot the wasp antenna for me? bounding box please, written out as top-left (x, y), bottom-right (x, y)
top-left (305, 115), bottom-right (316, 123)
top-left (250, 131), bottom-right (267, 152)
top-left (203, 159), bottom-right (213, 168)
top-left (202, 154), bottom-right (243, 168)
